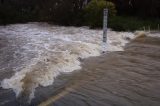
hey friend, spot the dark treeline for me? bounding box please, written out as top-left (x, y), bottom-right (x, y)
top-left (0, 0), bottom-right (86, 25)
top-left (111, 0), bottom-right (160, 18)
top-left (0, 0), bottom-right (160, 30)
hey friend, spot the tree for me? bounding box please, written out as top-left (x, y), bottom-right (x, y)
top-left (84, 0), bottom-right (116, 28)
top-left (111, 0), bottom-right (160, 18)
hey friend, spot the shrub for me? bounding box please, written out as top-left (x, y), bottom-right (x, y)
top-left (84, 0), bottom-right (116, 28)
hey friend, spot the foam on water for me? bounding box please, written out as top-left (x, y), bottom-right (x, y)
top-left (0, 23), bottom-right (135, 102)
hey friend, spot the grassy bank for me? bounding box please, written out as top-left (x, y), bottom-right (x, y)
top-left (108, 16), bottom-right (160, 31)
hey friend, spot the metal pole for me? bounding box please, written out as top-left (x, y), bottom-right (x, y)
top-left (103, 8), bottom-right (108, 43)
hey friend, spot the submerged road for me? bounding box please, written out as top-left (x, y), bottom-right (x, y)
top-left (39, 36), bottom-right (160, 106)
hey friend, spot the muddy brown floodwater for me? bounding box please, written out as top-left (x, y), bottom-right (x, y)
top-left (0, 35), bottom-right (160, 106)
top-left (38, 35), bottom-right (160, 106)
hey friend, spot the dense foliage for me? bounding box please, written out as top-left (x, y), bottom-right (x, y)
top-left (112, 0), bottom-right (160, 18)
top-left (0, 0), bottom-right (85, 25)
top-left (0, 0), bottom-right (160, 31)
top-left (84, 0), bottom-right (116, 28)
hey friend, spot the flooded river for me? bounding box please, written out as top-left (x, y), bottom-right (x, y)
top-left (0, 23), bottom-right (160, 106)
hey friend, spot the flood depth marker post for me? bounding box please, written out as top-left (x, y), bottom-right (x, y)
top-left (102, 8), bottom-right (108, 52)
top-left (103, 8), bottom-right (108, 43)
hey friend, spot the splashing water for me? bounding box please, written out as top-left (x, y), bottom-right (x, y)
top-left (0, 23), bottom-right (135, 102)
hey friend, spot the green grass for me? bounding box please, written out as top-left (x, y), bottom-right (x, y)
top-left (108, 16), bottom-right (160, 31)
